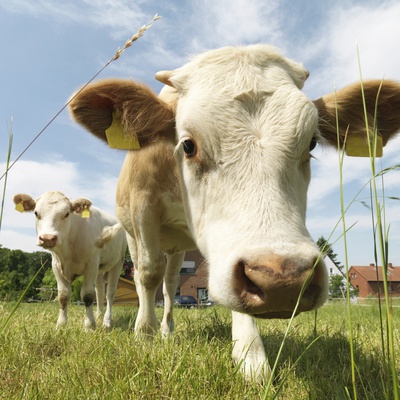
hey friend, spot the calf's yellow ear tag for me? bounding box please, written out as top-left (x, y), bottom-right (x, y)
top-left (15, 202), bottom-right (24, 213)
top-left (105, 111), bottom-right (140, 150)
top-left (81, 206), bottom-right (91, 219)
top-left (345, 134), bottom-right (383, 157)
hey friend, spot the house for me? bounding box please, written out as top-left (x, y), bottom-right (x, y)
top-left (348, 263), bottom-right (400, 298)
top-left (156, 250), bottom-right (209, 303)
top-left (324, 256), bottom-right (344, 278)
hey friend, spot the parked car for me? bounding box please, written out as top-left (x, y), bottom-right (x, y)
top-left (173, 295), bottom-right (197, 308)
top-left (200, 299), bottom-right (216, 307)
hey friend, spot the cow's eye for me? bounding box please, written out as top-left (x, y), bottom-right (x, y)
top-left (310, 137), bottom-right (317, 151)
top-left (64, 212), bottom-right (70, 219)
top-left (34, 211), bottom-right (40, 219)
top-left (182, 139), bottom-right (197, 158)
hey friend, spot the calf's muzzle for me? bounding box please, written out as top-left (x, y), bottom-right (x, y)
top-left (233, 254), bottom-right (325, 319)
top-left (38, 234), bottom-right (58, 248)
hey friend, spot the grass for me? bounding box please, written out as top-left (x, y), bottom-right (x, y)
top-left (1, 46), bottom-right (398, 399)
top-left (0, 302), bottom-right (398, 399)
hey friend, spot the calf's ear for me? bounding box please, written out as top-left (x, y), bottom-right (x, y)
top-left (71, 198), bottom-right (92, 214)
top-left (69, 79), bottom-right (176, 149)
top-left (13, 194), bottom-right (36, 212)
top-left (314, 80), bottom-right (400, 154)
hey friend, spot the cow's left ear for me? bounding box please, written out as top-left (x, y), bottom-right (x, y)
top-left (314, 80), bottom-right (400, 153)
top-left (13, 194), bottom-right (36, 212)
top-left (71, 198), bottom-right (92, 214)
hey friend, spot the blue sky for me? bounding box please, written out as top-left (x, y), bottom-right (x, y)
top-left (1, 0), bottom-right (400, 268)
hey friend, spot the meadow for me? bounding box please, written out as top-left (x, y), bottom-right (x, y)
top-left (0, 301), bottom-right (398, 399)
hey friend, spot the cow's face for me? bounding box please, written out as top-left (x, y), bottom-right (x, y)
top-left (33, 192), bottom-right (74, 248)
top-left (157, 45), bottom-right (328, 317)
top-left (14, 192), bottom-right (93, 250)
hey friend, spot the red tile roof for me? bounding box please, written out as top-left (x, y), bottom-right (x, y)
top-left (350, 265), bottom-right (400, 282)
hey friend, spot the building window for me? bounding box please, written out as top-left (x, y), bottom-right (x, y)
top-left (181, 260), bottom-right (196, 275)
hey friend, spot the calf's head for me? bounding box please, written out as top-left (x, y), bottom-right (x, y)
top-left (69, 44), bottom-right (400, 318)
top-left (14, 191), bottom-right (92, 249)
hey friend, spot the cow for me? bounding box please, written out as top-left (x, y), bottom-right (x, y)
top-left (13, 191), bottom-right (127, 330)
top-left (68, 44), bottom-right (400, 381)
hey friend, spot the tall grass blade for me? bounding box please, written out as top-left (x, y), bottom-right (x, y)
top-left (0, 117), bottom-right (13, 232)
top-left (356, 45), bottom-right (399, 399)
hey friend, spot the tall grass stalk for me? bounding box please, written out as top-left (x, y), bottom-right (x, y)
top-left (0, 117), bottom-right (13, 231)
top-left (356, 45), bottom-right (399, 398)
top-left (336, 123), bottom-right (358, 398)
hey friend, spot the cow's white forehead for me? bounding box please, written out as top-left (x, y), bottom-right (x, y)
top-left (173, 53), bottom-right (317, 163)
top-left (170, 44), bottom-right (309, 95)
top-left (36, 191), bottom-right (71, 212)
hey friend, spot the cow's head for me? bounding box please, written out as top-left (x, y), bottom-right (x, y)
top-left (69, 44), bottom-right (400, 318)
top-left (14, 191), bottom-right (92, 249)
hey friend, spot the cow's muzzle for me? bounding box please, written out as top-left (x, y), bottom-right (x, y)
top-left (232, 254), bottom-right (327, 319)
top-left (38, 234), bottom-right (58, 248)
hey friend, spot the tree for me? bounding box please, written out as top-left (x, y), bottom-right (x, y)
top-left (316, 236), bottom-right (343, 271)
top-left (0, 245), bottom-right (51, 301)
top-left (316, 236), bottom-right (358, 298)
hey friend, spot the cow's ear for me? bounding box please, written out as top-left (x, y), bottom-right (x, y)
top-left (69, 79), bottom-right (176, 149)
top-left (71, 198), bottom-right (92, 214)
top-left (13, 194), bottom-right (36, 212)
top-left (314, 80), bottom-right (400, 154)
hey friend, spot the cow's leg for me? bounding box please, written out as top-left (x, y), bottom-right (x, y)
top-left (160, 252), bottom-right (185, 338)
top-left (53, 264), bottom-right (71, 328)
top-left (231, 311), bottom-right (270, 382)
top-left (81, 266), bottom-right (98, 330)
top-left (103, 263), bottom-right (121, 328)
top-left (95, 273), bottom-right (105, 321)
top-left (127, 232), bottom-right (165, 336)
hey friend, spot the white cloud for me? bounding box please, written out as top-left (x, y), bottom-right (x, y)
top-left (0, 0), bottom-right (149, 39)
top-left (303, 1), bottom-right (400, 97)
top-left (189, 0), bottom-right (282, 51)
top-left (0, 229), bottom-right (40, 253)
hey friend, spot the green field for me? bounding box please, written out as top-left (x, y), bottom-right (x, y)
top-left (0, 301), bottom-right (398, 399)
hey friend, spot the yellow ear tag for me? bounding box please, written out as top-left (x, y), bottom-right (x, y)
top-left (105, 111), bottom-right (140, 150)
top-left (345, 134), bottom-right (383, 157)
top-left (81, 206), bottom-right (91, 219)
top-left (15, 202), bottom-right (24, 213)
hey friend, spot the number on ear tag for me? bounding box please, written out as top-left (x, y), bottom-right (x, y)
top-left (105, 111), bottom-right (141, 150)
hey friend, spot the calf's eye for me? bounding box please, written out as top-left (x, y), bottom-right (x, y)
top-left (310, 137), bottom-right (317, 151)
top-left (182, 139), bottom-right (197, 158)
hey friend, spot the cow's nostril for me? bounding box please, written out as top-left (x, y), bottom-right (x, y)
top-left (233, 254), bottom-right (326, 317)
top-left (39, 234), bottom-right (58, 248)
top-left (238, 261), bottom-right (265, 297)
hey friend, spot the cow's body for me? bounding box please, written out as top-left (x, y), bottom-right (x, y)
top-left (68, 44), bottom-right (400, 380)
top-left (14, 191), bottom-right (127, 329)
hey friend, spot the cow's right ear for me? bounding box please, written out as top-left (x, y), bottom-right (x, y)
top-left (68, 79), bottom-right (176, 149)
top-left (13, 194), bottom-right (36, 212)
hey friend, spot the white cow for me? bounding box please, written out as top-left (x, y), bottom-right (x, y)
top-left (13, 191), bottom-right (127, 329)
top-left (68, 44), bottom-right (400, 380)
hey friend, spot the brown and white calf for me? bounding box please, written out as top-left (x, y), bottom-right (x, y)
top-left (14, 191), bottom-right (127, 329)
top-left (69, 44), bottom-right (400, 380)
